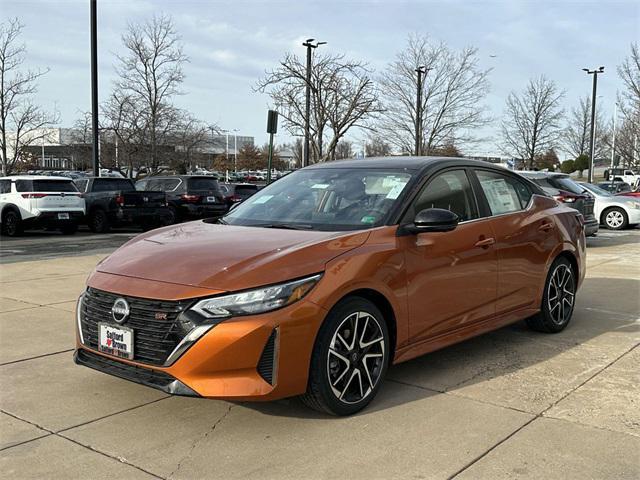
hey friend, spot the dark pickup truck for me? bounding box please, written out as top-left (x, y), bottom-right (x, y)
top-left (74, 177), bottom-right (170, 233)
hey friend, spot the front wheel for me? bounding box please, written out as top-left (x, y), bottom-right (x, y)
top-left (602, 207), bottom-right (628, 230)
top-left (527, 257), bottom-right (576, 333)
top-left (301, 297), bottom-right (389, 416)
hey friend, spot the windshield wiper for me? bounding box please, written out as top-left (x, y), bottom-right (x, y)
top-left (254, 223), bottom-right (314, 230)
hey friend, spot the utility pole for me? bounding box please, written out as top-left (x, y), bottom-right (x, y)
top-left (90, 0), bottom-right (99, 176)
top-left (302, 39), bottom-right (326, 167)
top-left (415, 66), bottom-right (427, 156)
top-left (610, 102), bottom-right (617, 169)
top-left (583, 66), bottom-right (604, 183)
top-left (233, 129), bottom-right (238, 172)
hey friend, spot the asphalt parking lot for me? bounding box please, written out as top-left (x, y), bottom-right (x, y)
top-left (0, 227), bottom-right (638, 479)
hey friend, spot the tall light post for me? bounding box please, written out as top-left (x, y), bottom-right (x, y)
top-left (415, 66), bottom-right (428, 156)
top-left (232, 128), bottom-right (239, 172)
top-left (90, 0), bottom-right (99, 176)
top-left (583, 66), bottom-right (604, 183)
top-left (611, 101), bottom-right (618, 169)
top-left (302, 38), bottom-right (326, 167)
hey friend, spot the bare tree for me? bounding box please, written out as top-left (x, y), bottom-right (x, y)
top-left (170, 112), bottom-right (212, 173)
top-left (114, 14), bottom-right (187, 170)
top-left (500, 76), bottom-right (565, 169)
top-left (615, 43), bottom-right (640, 166)
top-left (0, 18), bottom-right (58, 175)
top-left (365, 135), bottom-right (392, 157)
top-left (256, 52), bottom-right (382, 163)
top-left (377, 34), bottom-right (491, 155)
top-left (563, 96), bottom-right (608, 160)
top-left (335, 139), bottom-right (353, 159)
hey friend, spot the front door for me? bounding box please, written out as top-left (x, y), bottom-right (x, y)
top-left (400, 169), bottom-right (498, 343)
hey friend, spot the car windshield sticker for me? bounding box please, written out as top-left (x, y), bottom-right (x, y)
top-left (361, 215), bottom-right (376, 224)
top-left (312, 184), bottom-right (329, 189)
top-left (253, 194), bottom-right (274, 204)
top-left (483, 178), bottom-right (519, 213)
top-left (386, 183), bottom-right (405, 199)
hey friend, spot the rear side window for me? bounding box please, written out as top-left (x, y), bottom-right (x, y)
top-left (188, 177), bottom-right (219, 191)
top-left (92, 179), bottom-right (135, 192)
top-left (476, 170), bottom-right (531, 215)
top-left (17, 180), bottom-right (78, 192)
top-left (162, 179), bottom-right (181, 191)
top-left (75, 179), bottom-right (88, 192)
top-left (0, 180), bottom-right (10, 194)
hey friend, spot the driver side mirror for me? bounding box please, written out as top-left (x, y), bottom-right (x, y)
top-left (397, 208), bottom-right (459, 236)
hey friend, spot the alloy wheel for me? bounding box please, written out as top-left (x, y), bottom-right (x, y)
top-left (327, 311), bottom-right (385, 404)
top-left (605, 210), bottom-right (624, 229)
top-left (547, 263), bottom-right (575, 325)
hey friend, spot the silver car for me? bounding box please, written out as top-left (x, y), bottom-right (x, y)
top-left (579, 183), bottom-right (640, 230)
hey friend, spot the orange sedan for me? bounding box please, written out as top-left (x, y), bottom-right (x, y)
top-left (75, 158), bottom-right (586, 415)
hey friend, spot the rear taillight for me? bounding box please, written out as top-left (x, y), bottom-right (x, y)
top-left (231, 195), bottom-right (241, 202)
top-left (553, 192), bottom-right (583, 204)
top-left (21, 193), bottom-right (49, 198)
top-left (115, 194), bottom-right (125, 206)
top-left (180, 194), bottom-right (201, 203)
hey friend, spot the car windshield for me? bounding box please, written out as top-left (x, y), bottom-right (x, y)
top-left (582, 183), bottom-right (613, 197)
top-left (223, 168), bottom-right (414, 231)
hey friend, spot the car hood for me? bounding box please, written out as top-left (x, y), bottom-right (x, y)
top-left (96, 221), bottom-right (370, 292)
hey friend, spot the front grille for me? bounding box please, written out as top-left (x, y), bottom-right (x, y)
top-left (80, 287), bottom-right (191, 366)
top-left (257, 329), bottom-right (278, 385)
top-left (583, 198), bottom-right (595, 216)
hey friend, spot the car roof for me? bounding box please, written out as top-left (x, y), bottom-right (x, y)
top-left (515, 170), bottom-right (569, 178)
top-left (305, 156), bottom-right (508, 172)
top-left (80, 176), bottom-right (132, 180)
top-left (0, 175), bottom-right (74, 181)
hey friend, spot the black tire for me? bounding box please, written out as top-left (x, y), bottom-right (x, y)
top-left (1, 210), bottom-right (23, 237)
top-left (527, 257), bottom-right (576, 333)
top-left (88, 209), bottom-right (110, 233)
top-left (59, 224), bottom-right (78, 235)
top-left (602, 207), bottom-right (628, 230)
top-left (301, 297), bottom-right (390, 416)
top-left (166, 206), bottom-right (178, 225)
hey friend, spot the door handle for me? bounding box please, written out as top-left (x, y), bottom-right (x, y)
top-left (474, 237), bottom-right (495, 248)
top-left (539, 222), bottom-right (555, 232)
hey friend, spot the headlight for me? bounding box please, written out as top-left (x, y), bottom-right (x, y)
top-left (630, 202), bottom-right (640, 209)
top-left (191, 274), bottom-right (322, 319)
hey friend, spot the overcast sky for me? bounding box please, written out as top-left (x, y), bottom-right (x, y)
top-left (2, 0), bottom-right (638, 156)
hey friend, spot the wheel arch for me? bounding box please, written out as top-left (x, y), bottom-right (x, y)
top-left (556, 250), bottom-right (579, 280)
top-left (600, 205), bottom-right (628, 224)
top-left (332, 288), bottom-right (398, 364)
top-left (1, 203), bottom-right (21, 220)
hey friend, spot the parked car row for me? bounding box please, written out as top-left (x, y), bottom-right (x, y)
top-left (0, 174), bottom-right (260, 236)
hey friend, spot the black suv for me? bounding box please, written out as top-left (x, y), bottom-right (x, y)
top-left (519, 171), bottom-right (599, 236)
top-left (137, 175), bottom-right (226, 222)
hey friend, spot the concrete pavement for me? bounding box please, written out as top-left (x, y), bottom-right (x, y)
top-left (0, 230), bottom-right (638, 479)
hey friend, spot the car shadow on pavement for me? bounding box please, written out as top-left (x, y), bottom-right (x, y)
top-left (241, 277), bottom-right (639, 419)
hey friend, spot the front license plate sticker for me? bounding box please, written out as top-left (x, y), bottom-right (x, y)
top-left (98, 323), bottom-right (134, 360)
top-left (58, 213), bottom-right (70, 220)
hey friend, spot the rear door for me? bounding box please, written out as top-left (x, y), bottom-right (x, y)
top-left (473, 169), bottom-right (556, 315)
top-left (186, 177), bottom-right (225, 205)
top-left (19, 179), bottom-right (83, 212)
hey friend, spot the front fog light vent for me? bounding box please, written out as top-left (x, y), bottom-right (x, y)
top-left (257, 328), bottom-right (279, 386)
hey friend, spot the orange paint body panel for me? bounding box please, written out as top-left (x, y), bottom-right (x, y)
top-left (75, 159), bottom-right (587, 404)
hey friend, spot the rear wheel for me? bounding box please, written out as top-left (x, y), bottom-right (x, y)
top-left (88, 209), bottom-right (110, 233)
top-left (527, 257), bottom-right (576, 333)
top-left (1, 210), bottom-right (23, 237)
top-left (301, 297), bottom-right (389, 416)
top-left (602, 207), bottom-right (628, 230)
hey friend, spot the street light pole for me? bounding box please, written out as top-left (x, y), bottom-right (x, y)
top-left (233, 129), bottom-right (239, 172)
top-left (302, 38), bottom-right (326, 167)
top-left (415, 66), bottom-right (427, 156)
top-left (583, 66), bottom-right (604, 183)
top-left (90, 0), bottom-right (99, 177)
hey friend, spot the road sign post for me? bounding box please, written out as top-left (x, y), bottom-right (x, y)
top-left (266, 110), bottom-right (278, 184)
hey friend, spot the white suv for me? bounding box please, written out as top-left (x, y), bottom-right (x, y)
top-left (0, 176), bottom-right (86, 236)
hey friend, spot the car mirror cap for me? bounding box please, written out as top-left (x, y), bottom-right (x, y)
top-left (397, 208), bottom-right (460, 236)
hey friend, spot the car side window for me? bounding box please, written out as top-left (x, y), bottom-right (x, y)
top-left (0, 180), bottom-right (10, 194)
top-left (163, 179), bottom-right (181, 191)
top-left (75, 179), bottom-right (88, 192)
top-left (403, 170), bottom-right (478, 223)
top-left (476, 170), bottom-right (531, 215)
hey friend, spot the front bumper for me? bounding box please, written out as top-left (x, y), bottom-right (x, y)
top-left (627, 208), bottom-right (640, 225)
top-left (75, 280), bottom-right (327, 401)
